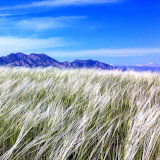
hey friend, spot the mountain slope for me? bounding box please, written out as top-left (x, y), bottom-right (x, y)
top-left (70, 59), bottom-right (113, 69)
top-left (0, 53), bottom-right (114, 70)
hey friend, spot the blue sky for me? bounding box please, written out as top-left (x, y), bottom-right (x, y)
top-left (0, 0), bottom-right (159, 65)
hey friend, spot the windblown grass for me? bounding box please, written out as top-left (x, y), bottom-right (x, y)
top-left (0, 67), bottom-right (160, 160)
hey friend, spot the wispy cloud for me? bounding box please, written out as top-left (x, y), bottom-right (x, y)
top-left (0, 16), bottom-right (85, 32)
top-left (0, 36), bottom-right (66, 55)
top-left (17, 16), bottom-right (86, 31)
top-left (0, 0), bottom-right (120, 10)
top-left (0, 14), bottom-right (14, 17)
top-left (1, 45), bottom-right (160, 57)
top-left (48, 48), bottom-right (160, 57)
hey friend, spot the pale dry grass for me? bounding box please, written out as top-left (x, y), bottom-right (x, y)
top-left (0, 67), bottom-right (160, 160)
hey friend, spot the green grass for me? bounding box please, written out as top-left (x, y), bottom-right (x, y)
top-left (0, 67), bottom-right (160, 160)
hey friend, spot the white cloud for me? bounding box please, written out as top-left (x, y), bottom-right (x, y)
top-left (17, 16), bottom-right (86, 31)
top-left (17, 18), bottom-right (61, 31)
top-left (48, 48), bottom-right (160, 57)
top-left (0, 14), bottom-right (14, 17)
top-left (0, 0), bottom-right (120, 10)
top-left (0, 36), bottom-right (66, 55)
top-left (0, 43), bottom-right (159, 57)
top-left (31, 0), bottom-right (120, 6)
top-left (0, 16), bottom-right (86, 32)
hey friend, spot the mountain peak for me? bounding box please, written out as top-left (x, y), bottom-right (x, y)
top-left (71, 59), bottom-right (113, 69)
top-left (0, 53), bottom-right (113, 70)
top-left (16, 52), bottom-right (26, 55)
top-left (9, 52), bottom-right (27, 56)
top-left (29, 53), bottom-right (48, 56)
top-left (7, 52), bottom-right (27, 59)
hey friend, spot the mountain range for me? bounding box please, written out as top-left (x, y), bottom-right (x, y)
top-left (0, 53), bottom-right (114, 70)
top-left (136, 63), bottom-right (160, 67)
top-left (120, 66), bottom-right (160, 72)
top-left (0, 53), bottom-right (160, 72)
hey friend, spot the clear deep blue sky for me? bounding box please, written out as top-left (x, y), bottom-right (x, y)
top-left (0, 0), bottom-right (159, 65)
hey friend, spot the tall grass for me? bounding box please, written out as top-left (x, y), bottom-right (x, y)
top-left (0, 67), bottom-right (160, 160)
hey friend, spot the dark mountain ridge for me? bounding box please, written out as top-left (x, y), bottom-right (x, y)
top-left (0, 53), bottom-right (114, 70)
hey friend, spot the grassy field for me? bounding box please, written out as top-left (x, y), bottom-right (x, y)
top-left (0, 67), bottom-right (160, 160)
